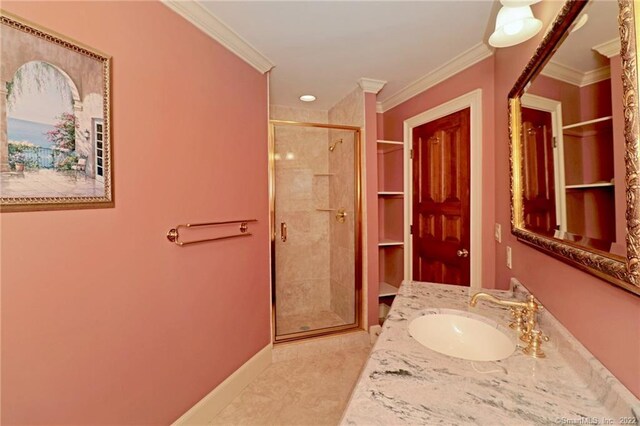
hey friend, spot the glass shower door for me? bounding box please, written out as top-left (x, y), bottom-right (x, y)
top-left (271, 121), bottom-right (360, 341)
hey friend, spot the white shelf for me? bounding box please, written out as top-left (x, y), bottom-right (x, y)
top-left (377, 140), bottom-right (403, 154)
top-left (565, 182), bottom-right (614, 189)
top-left (379, 281), bottom-right (399, 297)
top-left (378, 191), bottom-right (404, 196)
top-left (378, 239), bottom-right (404, 247)
top-left (563, 116), bottom-right (612, 130)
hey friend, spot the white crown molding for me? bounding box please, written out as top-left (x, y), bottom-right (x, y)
top-left (376, 102), bottom-right (383, 114)
top-left (378, 42), bottom-right (493, 113)
top-left (541, 61), bottom-right (610, 87)
top-left (541, 61), bottom-right (583, 86)
top-left (593, 38), bottom-right (621, 59)
top-left (162, 0), bottom-right (275, 74)
top-left (358, 78), bottom-right (387, 94)
top-left (582, 66), bottom-right (611, 86)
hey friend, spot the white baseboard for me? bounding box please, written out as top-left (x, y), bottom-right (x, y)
top-left (172, 344), bottom-right (272, 425)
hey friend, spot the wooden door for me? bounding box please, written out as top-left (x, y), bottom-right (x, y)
top-left (521, 107), bottom-right (557, 234)
top-left (412, 108), bottom-right (470, 286)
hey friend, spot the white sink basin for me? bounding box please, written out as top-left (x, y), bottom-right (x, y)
top-left (408, 310), bottom-right (516, 361)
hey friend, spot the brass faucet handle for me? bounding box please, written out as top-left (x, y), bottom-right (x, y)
top-left (508, 307), bottom-right (527, 332)
top-left (522, 329), bottom-right (550, 358)
top-left (525, 294), bottom-right (544, 311)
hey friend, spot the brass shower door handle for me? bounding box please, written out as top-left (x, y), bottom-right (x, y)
top-left (281, 222), bottom-right (287, 242)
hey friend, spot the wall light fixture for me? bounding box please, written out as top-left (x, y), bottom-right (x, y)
top-left (489, 0), bottom-right (542, 48)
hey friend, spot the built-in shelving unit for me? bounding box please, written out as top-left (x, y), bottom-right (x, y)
top-left (378, 239), bottom-right (403, 247)
top-left (562, 115), bottom-right (615, 241)
top-left (377, 140), bottom-right (404, 154)
top-left (562, 116), bottom-right (612, 131)
top-left (565, 182), bottom-right (614, 190)
top-left (377, 139), bottom-right (405, 325)
top-left (378, 281), bottom-right (399, 297)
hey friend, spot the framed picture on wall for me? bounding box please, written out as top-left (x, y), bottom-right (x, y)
top-left (0, 11), bottom-right (113, 212)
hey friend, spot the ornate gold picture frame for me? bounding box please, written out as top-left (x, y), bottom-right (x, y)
top-left (0, 11), bottom-right (113, 212)
top-left (509, 0), bottom-right (640, 296)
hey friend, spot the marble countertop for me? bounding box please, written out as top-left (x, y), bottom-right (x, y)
top-left (341, 281), bottom-right (639, 425)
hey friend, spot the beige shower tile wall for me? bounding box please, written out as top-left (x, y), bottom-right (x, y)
top-left (271, 105), bottom-right (328, 123)
top-left (328, 89), bottom-right (364, 127)
top-left (328, 89), bottom-right (364, 323)
top-left (271, 106), bottom-right (332, 318)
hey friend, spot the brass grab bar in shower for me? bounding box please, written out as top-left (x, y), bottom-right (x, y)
top-left (166, 219), bottom-right (257, 246)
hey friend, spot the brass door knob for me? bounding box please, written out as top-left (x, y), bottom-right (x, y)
top-left (457, 249), bottom-right (469, 258)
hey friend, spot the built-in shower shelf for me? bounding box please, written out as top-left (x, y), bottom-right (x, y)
top-left (379, 281), bottom-right (399, 297)
top-left (378, 191), bottom-right (404, 196)
top-left (316, 208), bottom-right (340, 212)
top-left (378, 239), bottom-right (404, 247)
top-left (314, 173), bottom-right (336, 177)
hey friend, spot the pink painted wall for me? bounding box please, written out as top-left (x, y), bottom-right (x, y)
top-left (579, 79), bottom-right (612, 122)
top-left (376, 112), bottom-right (385, 139)
top-left (528, 75), bottom-right (613, 125)
top-left (380, 149), bottom-right (404, 192)
top-left (381, 57), bottom-right (496, 288)
top-left (494, 0), bottom-right (640, 398)
top-left (1, 1), bottom-right (270, 424)
top-left (529, 74), bottom-right (581, 124)
top-left (364, 92), bottom-right (380, 328)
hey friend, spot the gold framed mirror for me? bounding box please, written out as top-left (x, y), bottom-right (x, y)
top-left (509, 0), bottom-right (640, 295)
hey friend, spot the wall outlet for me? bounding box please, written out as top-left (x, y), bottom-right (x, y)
top-left (495, 223), bottom-right (502, 243)
top-left (506, 246), bottom-right (513, 269)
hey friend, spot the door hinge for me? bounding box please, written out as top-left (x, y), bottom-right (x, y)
top-left (552, 136), bottom-right (557, 148)
top-left (410, 149), bottom-right (414, 159)
top-left (410, 224), bottom-right (413, 235)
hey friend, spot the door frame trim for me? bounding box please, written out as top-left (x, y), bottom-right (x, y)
top-left (403, 89), bottom-right (482, 288)
top-left (520, 93), bottom-right (567, 233)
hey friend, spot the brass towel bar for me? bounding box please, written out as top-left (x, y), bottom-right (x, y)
top-left (167, 219), bottom-right (257, 246)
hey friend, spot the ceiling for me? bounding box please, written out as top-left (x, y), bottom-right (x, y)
top-left (200, 1), bottom-right (495, 110)
top-left (551, 0), bottom-right (619, 72)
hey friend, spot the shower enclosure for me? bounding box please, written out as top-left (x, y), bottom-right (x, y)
top-left (269, 120), bottom-right (362, 342)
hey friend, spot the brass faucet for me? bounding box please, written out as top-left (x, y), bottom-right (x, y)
top-left (469, 292), bottom-right (549, 358)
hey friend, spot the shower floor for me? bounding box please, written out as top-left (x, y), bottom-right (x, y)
top-left (276, 309), bottom-right (347, 336)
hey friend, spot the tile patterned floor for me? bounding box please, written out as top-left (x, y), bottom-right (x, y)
top-left (1, 169), bottom-right (105, 197)
top-left (211, 345), bottom-right (371, 426)
top-left (276, 310), bottom-right (347, 336)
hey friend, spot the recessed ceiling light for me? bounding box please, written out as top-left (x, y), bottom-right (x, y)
top-left (299, 95), bottom-right (316, 102)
